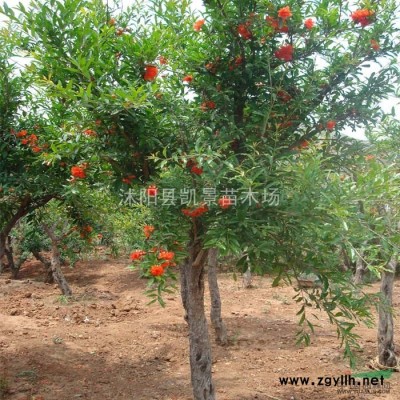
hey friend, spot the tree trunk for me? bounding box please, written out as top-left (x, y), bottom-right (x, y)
top-left (42, 224), bottom-right (72, 296)
top-left (377, 255), bottom-right (398, 367)
top-left (0, 233), bottom-right (6, 274)
top-left (353, 253), bottom-right (366, 285)
top-left (182, 220), bottom-right (216, 400)
top-left (180, 261), bottom-right (189, 323)
top-left (33, 251), bottom-right (54, 283)
top-left (5, 237), bottom-right (19, 279)
top-left (50, 240), bottom-right (72, 296)
top-left (242, 266), bottom-right (253, 288)
top-left (207, 248), bottom-right (228, 346)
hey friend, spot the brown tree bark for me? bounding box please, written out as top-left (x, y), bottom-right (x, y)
top-left (377, 255), bottom-right (398, 367)
top-left (181, 220), bottom-right (216, 400)
top-left (4, 236), bottom-right (27, 279)
top-left (353, 252), bottom-right (366, 285)
top-left (42, 224), bottom-right (72, 296)
top-left (207, 248), bottom-right (228, 346)
top-left (0, 234), bottom-right (6, 274)
top-left (33, 251), bottom-right (54, 283)
top-left (180, 261), bottom-right (189, 323)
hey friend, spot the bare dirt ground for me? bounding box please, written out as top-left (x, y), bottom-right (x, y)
top-left (0, 257), bottom-right (399, 400)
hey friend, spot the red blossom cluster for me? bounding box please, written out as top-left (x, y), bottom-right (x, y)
top-left (299, 140), bottom-right (309, 149)
top-left (182, 204), bottom-right (208, 218)
top-left (186, 159), bottom-right (203, 176)
top-left (83, 129), bottom-right (96, 136)
top-left (143, 64), bottom-right (158, 81)
top-left (150, 265), bottom-right (164, 276)
top-left (237, 24), bottom-right (252, 40)
top-left (304, 18), bottom-right (314, 30)
top-left (278, 6), bottom-right (292, 20)
top-left (326, 120), bottom-right (337, 130)
top-left (144, 225), bottom-right (155, 239)
top-left (200, 100), bottom-right (216, 111)
top-left (71, 165), bottom-right (86, 179)
top-left (79, 225), bottom-right (93, 240)
top-left (218, 196), bottom-right (234, 209)
top-left (277, 90), bottom-right (292, 102)
top-left (183, 75), bottom-right (193, 82)
top-left (158, 251), bottom-right (175, 261)
top-left (370, 39), bottom-right (380, 51)
top-left (191, 166), bottom-right (203, 175)
top-left (351, 9), bottom-right (374, 27)
top-left (275, 44), bottom-right (294, 61)
top-left (130, 249), bottom-right (147, 261)
top-left (266, 16), bottom-right (289, 33)
top-left (129, 247), bottom-right (176, 276)
top-left (122, 174), bottom-right (136, 185)
top-left (147, 185), bottom-right (158, 196)
top-left (15, 130), bottom-right (42, 153)
top-left (193, 19), bottom-right (205, 31)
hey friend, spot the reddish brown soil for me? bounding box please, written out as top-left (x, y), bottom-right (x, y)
top-left (0, 257), bottom-right (399, 400)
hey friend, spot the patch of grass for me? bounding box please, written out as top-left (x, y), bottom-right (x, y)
top-left (0, 376), bottom-right (9, 399)
top-left (229, 330), bottom-right (241, 346)
top-left (16, 369), bottom-right (38, 383)
top-left (272, 293), bottom-right (291, 304)
top-left (56, 295), bottom-right (71, 304)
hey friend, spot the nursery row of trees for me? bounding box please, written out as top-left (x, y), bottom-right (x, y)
top-left (1, 1), bottom-right (399, 398)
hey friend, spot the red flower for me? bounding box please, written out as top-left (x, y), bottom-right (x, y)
top-left (143, 64), bottom-right (158, 81)
top-left (83, 129), bottom-right (96, 136)
top-left (274, 44), bottom-right (293, 62)
top-left (182, 204), bottom-right (208, 218)
top-left (21, 138), bottom-right (29, 145)
top-left (183, 75), bottom-right (193, 82)
top-left (150, 265), bottom-right (164, 277)
top-left (326, 120), bottom-right (336, 130)
top-left (237, 24), bottom-right (252, 40)
top-left (158, 251), bottom-right (175, 261)
top-left (147, 185), bottom-right (158, 196)
top-left (370, 39), bottom-right (380, 51)
top-left (200, 101), bottom-right (216, 111)
top-left (83, 225), bottom-right (93, 232)
top-left (193, 19), bottom-right (205, 31)
top-left (191, 166), bottom-right (203, 175)
top-left (304, 18), bottom-right (314, 30)
top-left (158, 56), bottom-right (168, 65)
top-left (205, 62), bottom-right (216, 73)
top-left (218, 196), bottom-right (234, 209)
top-left (160, 261), bottom-right (176, 268)
top-left (235, 56), bottom-right (244, 66)
top-left (351, 9), bottom-right (374, 27)
top-left (71, 166), bottom-right (86, 179)
top-left (130, 250), bottom-right (146, 261)
top-left (32, 146), bottom-right (42, 153)
top-left (144, 225), bottom-right (155, 239)
top-left (16, 130), bottom-right (28, 138)
top-left (278, 6), bottom-right (292, 20)
top-left (299, 140), bottom-right (309, 148)
top-left (277, 90), bottom-right (291, 102)
top-left (28, 134), bottom-right (38, 144)
top-left (266, 16), bottom-right (279, 30)
top-left (266, 16), bottom-right (289, 34)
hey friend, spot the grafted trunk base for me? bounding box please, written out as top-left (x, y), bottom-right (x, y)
top-left (180, 221), bottom-right (216, 400)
